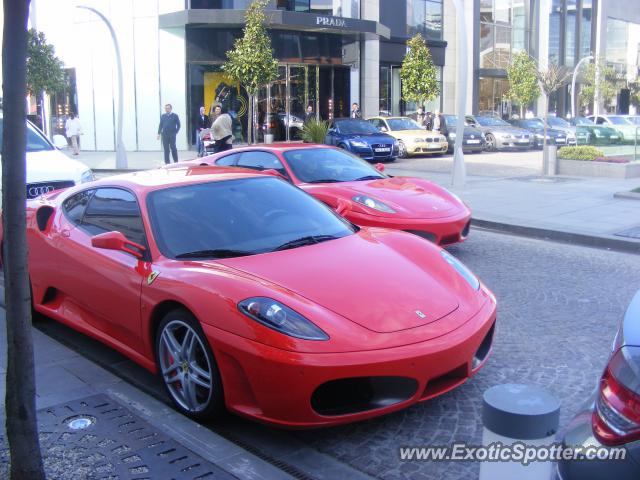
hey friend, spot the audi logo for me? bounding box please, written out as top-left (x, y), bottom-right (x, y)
top-left (28, 185), bottom-right (55, 197)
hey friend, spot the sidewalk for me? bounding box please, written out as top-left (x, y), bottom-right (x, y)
top-left (0, 305), bottom-right (294, 480)
top-left (68, 148), bottom-right (640, 252)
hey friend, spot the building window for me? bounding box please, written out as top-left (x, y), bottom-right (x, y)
top-left (479, 0), bottom-right (530, 70)
top-left (606, 18), bottom-right (630, 76)
top-left (407, 0), bottom-right (443, 41)
top-left (190, 0), bottom-right (359, 18)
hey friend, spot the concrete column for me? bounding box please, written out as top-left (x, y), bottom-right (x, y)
top-left (537, 0), bottom-right (551, 115)
top-left (442, 0), bottom-right (474, 114)
top-left (360, 0), bottom-right (379, 118)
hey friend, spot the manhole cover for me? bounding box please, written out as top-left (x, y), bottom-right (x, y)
top-left (0, 394), bottom-right (234, 480)
top-left (615, 227), bottom-right (640, 240)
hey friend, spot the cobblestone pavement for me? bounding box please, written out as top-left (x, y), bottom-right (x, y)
top-left (287, 229), bottom-right (640, 480)
top-left (25, 229), bottom-right (640, 480)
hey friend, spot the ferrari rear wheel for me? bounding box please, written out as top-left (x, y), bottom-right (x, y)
top-left (156, 309), bottom-right (224, 420)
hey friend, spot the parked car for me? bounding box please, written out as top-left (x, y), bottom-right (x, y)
top-left (14, 166), bottom-right (496, 427)
top-left (556, 290), bottom-right (640, 479)
top-left (544, 116), bottom-right (583, 145)
top-left (195, 144), bottom-right (472, 245)
top-left (569, 117), bottom-right (622, 145)
top-left (623, 115), bottom-right (640, 126)
top-left (367, 116), bottom-right (448, 157)
top-left (465, 115), bottom-right (532, 151)
top-left (588, 115), bottom-right (639, 143)
top-left (325, 118), bottom-right (399, 162)
top-left (508, 118), bottom-right (571, 148)
top-left (439, 115), bottom-right (486, 153)
top-left (0, 116), bottom-right (93, 205)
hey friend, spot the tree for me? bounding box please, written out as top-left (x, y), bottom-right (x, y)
top-left (507, 51), bottom-right (540, 117)
top-left (537, 63), bottom-right (571, 174)
top-left (3, 1), bottom-right (46, 479)
top-left (26, 28), bottom-right (65, 131)
top-left (630, 80), bottom-right (640, 110)
top-left (400, 33), bottom-right (439, 110)
top-left (578, 58), bottom-right (620, 112)
top-left (223, 0), bottom-right (278, 144)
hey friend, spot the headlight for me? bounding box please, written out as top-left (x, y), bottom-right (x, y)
top-left (350, 140), bottom-right (368, 148)
top-left (414, 138), bottom-right (424, 143)
top-left (502, 134), bottom-right (512, 139)
top-left (80, 170), bottom-right (94, 183)
top-left (449, 132), bottom-right (456, 139)
top-left (535, 133), bottom-right (544, 139)
top-left (238, 297), bottom-right (329, 341)
top-left (440, 250), bottom-right (480, 290)
top-left (352, 195), bottom-right (396, 213)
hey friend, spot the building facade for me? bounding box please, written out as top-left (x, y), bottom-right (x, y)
top-left (23, 0), bottom-right (640, 152)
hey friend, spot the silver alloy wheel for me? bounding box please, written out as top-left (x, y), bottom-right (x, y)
top-left (486, 133), bottom-right (496, 151)
top-left (398, 140), bottom-right (407, 158)
top-left (158, 320), bottom-right (213, 413)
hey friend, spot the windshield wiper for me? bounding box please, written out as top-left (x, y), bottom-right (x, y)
top-left (274, 235), bottom-right (339, 252)
top-left (352, 175), bottom-right (382, 181)
top-left (307, 179), bottom-right (342, 183)
top-left (175, 249), bottom-right (254, 259)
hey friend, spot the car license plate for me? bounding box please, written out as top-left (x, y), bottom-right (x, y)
top-left (375, 147), bottom-right (390, 152)
top-left (556, 138), bottom-right (566, 144)
top-left (466, 139), bottom-right (481, 144)
top-left (518, 139), bottom-right (529, 143)
top-left (427, 143), bottom-right (442, 149)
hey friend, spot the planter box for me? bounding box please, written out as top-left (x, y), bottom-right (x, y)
top-left (557, 159), bottom-right (640, 179)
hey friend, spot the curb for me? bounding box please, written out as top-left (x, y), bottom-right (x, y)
top-left (614, 191), bottom-right (640, 200)
top-left (471, 218), bottom-right (640, 255)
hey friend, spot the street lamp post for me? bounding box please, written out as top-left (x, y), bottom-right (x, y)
top-left (76, 6), bottom-right (127, 169)
top-left (451, 0), bottom-right (467, 187)
top-left (571, 55), bottom-right (593, 119)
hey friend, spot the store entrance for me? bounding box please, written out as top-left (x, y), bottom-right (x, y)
top-left (257, 64), bottom-right (350, 142)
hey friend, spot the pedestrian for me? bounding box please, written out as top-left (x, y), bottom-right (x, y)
top-left (304, 104), bottom-right (315, 124)
top-left (65, 112), bottom-right (82, 156)
top-left (432, 109), bottom-right (441, 131)
top-left (350, 102), bottom-right (361, 119)
top-left (411, 106), bottom-right (428, 129)
top-left (157, 103), bottom-right (181, 164)
top-left (211, 105), bottom-right (233, 153)
top-left (195, 106), bottom-right (209, 157)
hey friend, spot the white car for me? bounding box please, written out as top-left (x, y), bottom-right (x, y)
top-left (0, 118), bottom-right (93, 203)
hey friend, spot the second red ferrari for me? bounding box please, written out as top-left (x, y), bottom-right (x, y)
top-left (179, 144), bottom-right (471, 246)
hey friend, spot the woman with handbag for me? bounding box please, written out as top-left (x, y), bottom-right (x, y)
top-left (211, 105), bottom-right (233, 152)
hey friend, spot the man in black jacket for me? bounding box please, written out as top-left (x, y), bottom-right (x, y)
top-left (157, 103), bottom-right (181, 164)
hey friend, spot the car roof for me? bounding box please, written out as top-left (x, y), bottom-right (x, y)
top-left (216, 143), bottom-right (334, 153)
top-left (85, 165), bottom-right (275, 193)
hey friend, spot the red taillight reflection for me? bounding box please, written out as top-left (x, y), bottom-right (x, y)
top-left (592, 348), bottom-right (640, 446)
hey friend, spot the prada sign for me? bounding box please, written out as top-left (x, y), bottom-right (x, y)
top-left (316, 16), bottom-right (348, 28)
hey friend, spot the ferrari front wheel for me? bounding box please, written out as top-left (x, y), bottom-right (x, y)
top-left (156, 309), bottom-right (224, 420)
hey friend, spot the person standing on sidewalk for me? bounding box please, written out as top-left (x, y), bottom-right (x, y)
top-left (157, 103), bottom-right (180, 164)
top-left (350, 103), bottom-right (361, 119)
top-left (211, 106), bottom-right (233, 153)
top-left (194, 106), bottom-right (208, 157)
top-left (304, 104), bottom-right (315, 124)
top-left (65, 113), bottom-right (82, 155)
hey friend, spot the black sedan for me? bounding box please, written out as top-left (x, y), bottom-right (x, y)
top-left (439, 115), bottom-right (486, 153)
top-left (509, 118), bottom-right (570, 149)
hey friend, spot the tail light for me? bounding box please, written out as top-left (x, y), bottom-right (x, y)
top-left (592, 346), bottom-right (640, 445)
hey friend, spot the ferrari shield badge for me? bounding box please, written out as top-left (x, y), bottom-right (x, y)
top-left (147, 271), bottom-right (160, 285)
top-left (415, 310), bottom-right (426, 319)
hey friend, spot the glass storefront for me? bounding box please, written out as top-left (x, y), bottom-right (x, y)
top-left (189, 0), bottom-right (360, 18)
top-left (380, 64), bottom-right (441, 117)
top-left (478, 77), bottom-right (511, 118)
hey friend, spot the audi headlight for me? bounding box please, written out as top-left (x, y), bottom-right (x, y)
top-left (352, 195), bottom-right (396, 213)
top-left (350, 139), bottom-right (368, 148)
top-left (440, 250), bottom-right (480, 290)
top-left (80, 169), bottom-right (94, 183)
top-left (238, 297), bottom-right (329, 341)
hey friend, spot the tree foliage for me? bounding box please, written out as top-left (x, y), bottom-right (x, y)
top-left (223, 0), bottom-right (278, 96)
top-left (578, 58), bottom-right (621, 110)
top-left (507, 51), bottom-right (540, 116)
top-left (400, 34), bottom-right (439, 107)
top-left (26, 28), bottom-right (65, 95)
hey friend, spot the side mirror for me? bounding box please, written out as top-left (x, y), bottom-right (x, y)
top-left (328, 128), bottom-right (336, 134)
top-left (91, 231), bottom-right (145, 259)
top-left (52, 134), bottom-right (68, 149)
top-left (374, 163), bottom-right (385, 173)
top-left (335, 198), bottom-right (353, 216)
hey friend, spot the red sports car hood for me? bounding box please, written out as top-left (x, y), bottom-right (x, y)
top-left (219, 230), bottom-right (462, 334)
top-left (301, 176), bottom-right (464, 219)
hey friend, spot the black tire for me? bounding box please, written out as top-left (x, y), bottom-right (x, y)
top-left (397, 140), bottom-right (408, 158)
top-left (337, 143), bottom-right (348, 150)
top-left (155, 308), bottom-right (224, 420)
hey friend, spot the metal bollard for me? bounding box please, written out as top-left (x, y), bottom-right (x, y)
top-left (479, 384), bottom-right (560, 480)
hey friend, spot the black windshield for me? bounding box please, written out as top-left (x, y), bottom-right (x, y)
top-left (283, 148), bottom-right (385, 183)
top-left (334, 119), bottom-right (381, 135)
top-left (147, 177), bottom-right (356, 259)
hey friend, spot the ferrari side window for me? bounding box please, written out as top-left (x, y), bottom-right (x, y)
top-left (62, 189), bottom-right (95, 226)
top-left (237, 151), bottom-right (288, 177)
top-left (82, 188), bottom-right (147, 246)
top-left (215, 152), bottom-right (241, 166)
